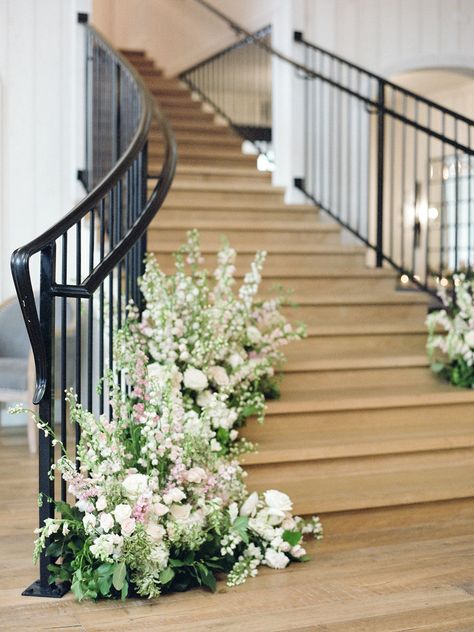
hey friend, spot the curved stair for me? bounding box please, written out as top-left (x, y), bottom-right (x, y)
top-left (123, 49), bottom-right (474, 517)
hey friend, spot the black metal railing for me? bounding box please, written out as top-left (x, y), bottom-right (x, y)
top-left (11, 17), bottom-right (176, 597)
top-left (188, 0), bottom-right (474, 293)
top-left (180, 24), bottom-right (272, 145)
top-left (295, 34), bottom-right (474, 292)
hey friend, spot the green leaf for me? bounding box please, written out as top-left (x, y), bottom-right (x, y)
top-left (232, 515), bottom-right (249, 544)
top-left (121, 579), bottom-right (129, 601)
top-left (196, 563), bottom-right (217, 592)
top-left (159, 566), bottom-right (175, 585)
top-left (298, 554), bottom-right (312, 563)
top-left (112, 561), bottom-right (126, 591)
top-left (71, 579), bottom-right (85, 601)
top-left (96, 562), bottom-right (114, 577)
top-left (97, 575), bottom-right (112, 597)
top-left (431, 362), bottom-right (445, 374)
top-left (282, 530), bottom-right (302, 547)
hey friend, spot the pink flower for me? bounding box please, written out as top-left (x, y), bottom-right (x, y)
top-left (121, 517), bottom-right (136, 537)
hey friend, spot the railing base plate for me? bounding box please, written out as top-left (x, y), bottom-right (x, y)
top-left (22, 580), bottom-right (70, 598)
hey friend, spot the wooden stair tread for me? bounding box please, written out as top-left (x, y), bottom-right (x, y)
top-left (264, 382), bottom-right (474, 414)
top-left (151, 219), bottom-right (337, 233)
top-left (163, 181), bottom-right (285, 194)
top-left (284, 353), bottom-right (430, 372)
top-left (150, 242), bottom-right (363, 255)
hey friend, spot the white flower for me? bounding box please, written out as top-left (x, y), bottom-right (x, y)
top-left (210, 438), bottom-right (221, 452)
top-left (150, 543), bottom-right (169, 568)
top-left (240, 492), bottom-right (259, 517)
top-left (465, 330), bottom-right (474, 348)
top-left (82, 513), bottom-right (97, 533)
top-left (183, 367), bottom-right (208, 391)
top-left (228, 502), bottom-right (239, 522)
top-left (153, 501), bottom-right (169, 516)
top-left (122, 473), bottom-right (148, 499)
top-left (121, 517), bottom-right (136, 537)
top-left (163, 488), bottom-right (186, 505)
top-left (291, 544), bottom-right (306, 559)
top-left (170, 503), bottom-right (192, 521)
top-left (146, 523), bottom-right (166, 541)
top-left (113, 503), bottom-right (132, 525)
top-left (264, 548), bottom-right (289, 569)
top-left (62, 523), bottom-right (70, 536)
top-left (96, 496), bottom-right (107, 511)
top-left (148, 362), bottom-right (166, 380)
top-left (99, 512), bottom-right (114, 533)
top-left (264, 490), bottom-right (293, 515)
top-left (208, 365), bottom-right (229, 387)
top-left (186, 467), bottom-right (206, 483)
top-left (247, 326), bottom-right (262, 344)
top-left (197, 390), bottom-right (213, 407)
top-left (229, 353), bottom-right (243, 368)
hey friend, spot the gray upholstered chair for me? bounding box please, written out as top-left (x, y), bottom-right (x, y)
top-left (0, 297), bottom-right (36, 452)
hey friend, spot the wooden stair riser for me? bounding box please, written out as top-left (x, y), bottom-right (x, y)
top-left (284, 332), bottom-right (427, 358)
top-left (152, 120), bottom-right (230, 134)
top-left (258, 275), bottom-right (398, 295)
top-left (242, 404), bottom-right (474, 463)
top-left (172, 172), bottom-right (271, 186)
top-left (148, 228), bottom-right (340, 250)
top-left (162, 189), bottom-right (285, 206)
top-left (163, 109), bottom-right (215, 122)
top-left (152, 251), bottom-right (368, 273)
top-left (244, 448), bottom-right (474, 515)
top-left (280, 365), bottom-right (434, 391)
top-left (164, 131), bottom-right (242, 147)
top-left (283, 302), bottom-right (428, 325)
top-left (152, 152), bottom-right (256, 168)
top-left (153, 208), bottom-right (315, 223)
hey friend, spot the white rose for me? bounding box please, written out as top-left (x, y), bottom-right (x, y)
top-left (99, 512), bottom-right (114, 533)
top-left (247, 326), bottom-right (262, 344)
top-left (82, 513), bottom-right (97, 533)
top-left (230, 429), bottom-right (238, 441)
top-left (186, 467), bottom-right (206, 483)
top-left (121, 517), bottom-right (136, 537)
top-left (150, 544), bottom-right (169, 568)
top-left (146, 523), bottom-right (166, 542)
top-left (264, 548), bottom-right (289, 569)
top-left (240, 491), bottom-right (259, 517)
top-left (465, 330), bottom-right (474, 347)
top-left (183, 367), bottom-right (208, 391)
top-left (291, 544), bottom-right (306, 559)
top-left (264, 490), bottom-right (293, 515)
top-left (122, 473), bottom-right (148, 499)
top-left (113, 503), bottom-right (132, 525)
top-left (208, 365), bottom-right (230, 387)
top-left (96, 496), bottom-right (107, 511)
top-left (196, 390), bottom-right (213, 407)
top-left (229, 353), bottom-right (243, 368)
top-left (153, 501), bottom-right (169, 517)
top-left (148, 362), bottom-right (166, 380)
top-left (170, 504), bottom-right (192, 521)
top-left (163, 488), bottom-right (186, 505)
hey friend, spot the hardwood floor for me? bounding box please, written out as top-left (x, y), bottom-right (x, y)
top-left (1, 429), bottom-right (474, 631)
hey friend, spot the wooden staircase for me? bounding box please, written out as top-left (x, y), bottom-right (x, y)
top-left (123, 50), bottom-right (474, 517)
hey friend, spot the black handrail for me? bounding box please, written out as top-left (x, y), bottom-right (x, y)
top-left (13, 20), bottom-right (176, 598)
top-left (188, 0), bottom-right (474, 292)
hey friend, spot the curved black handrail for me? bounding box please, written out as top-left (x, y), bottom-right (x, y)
top-left (10, 24), bottom-right (177, 405)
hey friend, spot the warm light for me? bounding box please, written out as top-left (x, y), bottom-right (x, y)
top-left (455, 277), bottom-right (461, 286)
top-left (440, 277), bottom-right (449, 287)
top-left (428, 206), bottom-right (439, 220)
top-left (400, 274), bottom-right (410, 284)
top-left (442, 166), bottom-right (450, 180)
top-left (414, 275), bottom-right (420, 282)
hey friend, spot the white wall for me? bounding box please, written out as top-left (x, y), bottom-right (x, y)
top-left (92, 0), bottom-right (285, 77)
top-left (0, 0), bottom-right (90, 303)
top-left (301, 0), bottom-right (474, 78)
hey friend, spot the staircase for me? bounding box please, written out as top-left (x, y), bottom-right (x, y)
top-left (123, 49), bottom-right (474, 517)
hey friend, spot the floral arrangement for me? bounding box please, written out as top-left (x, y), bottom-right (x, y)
top-left (15, 232), bottom-right (321, 601)
top-left (426, 273), bottom-right (474, 387)
top-left (128, 229), bottom-right (306, 453)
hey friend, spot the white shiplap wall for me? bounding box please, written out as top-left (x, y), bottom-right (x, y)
top-left (302, 0), bottom-right (474, 77)
top-left (0, 0), bottom-right (91, 303)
